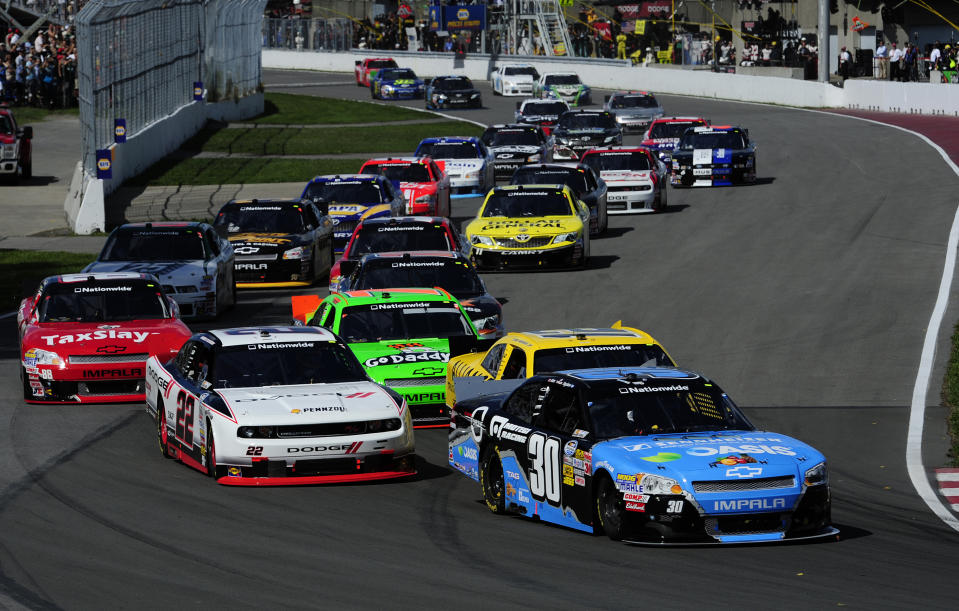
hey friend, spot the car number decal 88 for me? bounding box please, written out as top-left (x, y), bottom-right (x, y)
top-left (527, 433), bottom-right (561, 505)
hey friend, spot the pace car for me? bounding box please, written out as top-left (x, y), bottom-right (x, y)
top-left (0, 103), bottom-right (32, 181)
top-left (510, 163), bottom-right (607, 236)
top-left (326, 216), bottom-right (468, 292)
top-left (480, 123), bottom-right (552, 179)
top-left (445, 324), bottom-right (674, 408)
top-left (213, 198), bottom-right (334, 289)
top-left (358, 156), bottom-right (451, 218)
top-left (414, 136), bottom-right (494, 195)
top-left (425, 75), bottom-right (482, 109)
top-left (533, 72), bottom-right (591, 106)
top-left (514, 98), bottom-right (569, 136)
top-left (448, 367), bottom-right (837, 544)
top-left (301, 174), bottom-right (405, 253)
top-left (670, 125), bottom-right (757, 187)
top-left (602, 90), bottom-right (664, 133)
top-left (146, 326), bottom-right (416, 485)
top-left (370, 67), bottom-right (425, 100)
top-left (640, 116), bottom-right (710, 164)
top-left (341, 251), bottom-right (504, 338)
top-left (580, 147), bottom-right (668, 214)
top-left (355, 57), bottom-right (398, 87)
top-left (490, 64), bottom-right (539, 96)
top-left (18, 272), bottom-right (192, 403)
top-left (463, 184), bottom-right (591, 271)
top-left (551, 110), bottom-right (622, 161)
top-left (297, 288), bottom-right (491, 426)
top-left (84, 222), bottom-right (235, 319)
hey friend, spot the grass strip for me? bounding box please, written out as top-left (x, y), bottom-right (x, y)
top-left (184, 121), bottom-right (481, 156)
top-left (252, 92), bottom-right (429, 124)
top-left (130, 157), bottom-right (369, 186)
top-left (8, 107), bottom-right (80, 124)
top-left (943, 320), bottom-right (959, 465)
top-left (0, 250), bottom-right (94, 312)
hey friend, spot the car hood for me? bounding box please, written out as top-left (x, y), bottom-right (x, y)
top-left (382, 78), bottom-right (423, 86)
top-left (614, 108), bottom-right (661, 120)
top-left (22, 319), bottom-right (189, 356)
top-left (490, 145), bottom-right (541, 155)
top-left (503, 75), bottom-right (534, 84)
top-left (84, 260), bottom-right (212, 284)
top-left (519, 114), bottom-right (561, 122)
top-left (466, 215), bottom-right (583, 236)
top-left (218, 382), bottom-right (401, 424)
top-left (329, 203), bottom-right (383, 219)
top-left (228, 233), bottom-right (301, 250)
top-left (439, 159), bottom-right (485, 174)
top-left (349, 340), bottom-right (451, 381)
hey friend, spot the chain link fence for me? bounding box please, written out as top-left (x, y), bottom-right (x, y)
top-left (262, 18), bottom-right (353, 52)
top-left (76, 0), bottom-right (265, 174)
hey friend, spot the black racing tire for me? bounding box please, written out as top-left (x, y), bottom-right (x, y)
top-left (206, 423), bottom-right (220, 480)
top-left (370, 85), bottom-right (376, 99)
top-left (21, 161), bottom-right (32, 180)
top-left (479, 447), bottom-right (506, 514)
top-left (595, 475), bottom-right (627, 540)
top-left (157, 395), bottom-right (173, 459)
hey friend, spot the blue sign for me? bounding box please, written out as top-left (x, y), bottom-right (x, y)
top-left (96, 149), bottom-right (112, 179)
top-left (193, 81), bottom-right (203, 102)
top-left (429, 4), bottom-right (442, 31)
top-left (114, 119), bottom-right (126, 144)
top-left (431, 5), bottom-right (485, 31)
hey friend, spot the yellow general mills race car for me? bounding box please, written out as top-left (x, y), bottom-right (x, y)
top-left (445, 323), bottom-right (676, 408)
top-left (463, 184), bottom-right (591, 270)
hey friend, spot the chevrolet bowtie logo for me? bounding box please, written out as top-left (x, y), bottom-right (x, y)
top-left (726, 465), bottom-right (762, 478)
top-left (412, 367), bottom-right (445, 376)
top-left (95, 345), bottom-right (127, 354)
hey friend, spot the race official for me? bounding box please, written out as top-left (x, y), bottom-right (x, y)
top-left (875, 41), bottom-right (887, 79)
top-left (889, 42), bottom-right (902, 81)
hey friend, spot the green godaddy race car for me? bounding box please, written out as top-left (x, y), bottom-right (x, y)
top-left (295, 288), bottom-right (491, 427)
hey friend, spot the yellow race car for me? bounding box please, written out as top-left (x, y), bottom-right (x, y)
top-left (445, 322), bottom-right (676, 408)
top-left (463, 184), bottom-right (591, 270)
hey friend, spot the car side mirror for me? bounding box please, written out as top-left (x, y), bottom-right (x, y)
top-left (22, 126), bottom-right (33, 140)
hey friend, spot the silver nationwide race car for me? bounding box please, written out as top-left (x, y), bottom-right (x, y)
top-left (145, 326), bottom-right (415, 485)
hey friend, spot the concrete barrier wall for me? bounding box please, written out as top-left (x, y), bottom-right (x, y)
top-left (264, 49), bottom-right (959, 116)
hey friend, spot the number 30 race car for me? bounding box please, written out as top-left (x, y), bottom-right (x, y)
top-left (146, 326), bottom-right (415, 485)
top-left (449, 367), bottom-right (837, 544)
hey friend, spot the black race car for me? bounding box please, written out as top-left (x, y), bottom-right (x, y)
top-left (670, 125), bottom-right (757, 187)
top-left (425, 75), bottom-right (483, 110)
top-left (509, 162), bottom-right (608, 236)
top-left (342, 250), bottom-right (504, 338)
top-left (214, 199), bottom-right (334, 289)
top-left (481, 123), bottom-right (552, 179)
top-left (513, 98), bottom-right (570, 136)
top-left (551, 109), bottom-right (623, 161)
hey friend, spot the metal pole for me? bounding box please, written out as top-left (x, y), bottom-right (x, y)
top-left (818, 0), bottom-right (829, 82)
top-left (711, 1), bottom-right (716, 70)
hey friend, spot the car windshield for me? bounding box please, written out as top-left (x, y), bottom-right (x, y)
top-left (336, 302), bottom-right (473, 342)
top-left (303, 180), bottom-right (383, 204)
top-left (416, 142), bottom-right (478, 159)
top-left (559, 113), bottom-right (615, 129)
top-left (353, 258), bottom-right (484, 298)
top-left (511, 168), bottom-right (588, 195)
top-left (487, 129), bottom-right (540, 146)
top-left (522, 102), bottom-right (567, 116)
top-left (0, 115), bottom-right (13, 135)
top-left (348, 223), bottom-right (453, 255)
top-left (534, 345), bottom-right (673, 374)
top-left (361, 162), bottom-right (431, 183)
top-left (212, 343), bottom-right (367, 388)
top-left (100, 228), bottom-right (205, 261)
top-left (545, 74), bottom-right (581, 86)
top-left (611, 95), bottom-right (658, 109)
top-left (482, 190), bottom-right (573, 217)
top-left (505, 66), bottom-right (538, 77)
top-left (381, 68), bottom-right (417, 80)
top-left (369, 60), bottom-right (397, 69)
top-left (679, 131), bottom-right (746, 150)
top-left (214, 204), bottom-right (306, 234)
top-left (38, 279), bottom-right (169, 322)
top-left (581, 151), bottom-right (652, 172)
top-left (649, 121), bottom-right (706, 139)
top-left (588, 382), bottom-right (754, 439)
top-left (437, 78), bottom-right (473, 90)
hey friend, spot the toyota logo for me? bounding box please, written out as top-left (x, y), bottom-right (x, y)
top-left (515, 233), bottom-right (531, 242)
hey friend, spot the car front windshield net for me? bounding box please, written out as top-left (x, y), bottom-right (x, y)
top-left (361, 163), bottom-right (431, 183)
top-left (680, 131), bottom-right (746, 150)
top-left (490, 130), bottom-right (540, 146)
top-left (354, 258), bottom-right (484, 297)
top-left (438, 78), bottom-right (473, 90)
top-left (581, 151), bottom-right (651, 172)
top-left (545, 75), bottom-right (581, 86)
top-left (533, 344), bottom-right (673, 374)
top-left (649, 121), bottom-right (705, 139)
top-left (611, 95), bottom-right (657, 109)
top-left (511, 168), bottom-right (588, 195)
top-left (214, 204), bottom-right (305, 234)
top-left (100, 229), bottom-right (205, 261)
top-left (560, 113), bottom-right (615, 129)
top-left (523, 102), bottom-right (567, 116)
top-left (482, 191), bottom-right (572, 217)
top-left (212, 343), bottom-right (367, 388)
top-left (39, 279), bottom-right (169, 322)
top-left (417, 142), bottom-right (478, 159)
top-left (337, 303), bottom-right (472, 342)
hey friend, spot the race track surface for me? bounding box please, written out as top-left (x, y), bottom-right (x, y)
top-left (0, 69), bottom-right (957, 609)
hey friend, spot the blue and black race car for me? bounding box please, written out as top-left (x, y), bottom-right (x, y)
top-left (670, 125), bottom-right (757, 187)
top-left (370, 67), bottom-right (425, 100)
top-left (449, 367), bottom-right (837, 544)
top-left (425, 75), bottom-right (482, 110)
top-left (301, 174), bottom-right (405, 253)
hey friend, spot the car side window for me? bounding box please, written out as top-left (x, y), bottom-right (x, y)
top-left (533, 383), bottom-right (583, 435)
top-left (302, 205), bottom-right (319, 230)
top-left (176, 341), bottom-right (199, 379)
top-left (204, 229), bottom-right (220, 257)
top-left (501, 347), bottom-right (527, 379)
top-left (503, 381), bottom-right (539, 424)
top-left (585, 169), bottom-right (597, 191)
top-left (481, 343), bottom-right (506, 377)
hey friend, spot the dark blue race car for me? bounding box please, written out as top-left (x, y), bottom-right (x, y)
top-left (300, 174), bottom-right (405, 253)
top-left (370, 67), bottom-right (425, 100)
top-left (670, 125), bottom-right (757, 187)
top-left (425, 75), bottom-right (482, 110)
top-left (449, 367), bottom-right (837, 545)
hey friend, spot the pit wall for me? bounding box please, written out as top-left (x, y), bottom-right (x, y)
top-left (263, 49), bottom-right (959, 116)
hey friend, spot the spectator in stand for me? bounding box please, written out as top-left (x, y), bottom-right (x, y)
top-left (761, 43), bottom-right (772, 66)
top-left (889, 42), bottom-right (901, 81)
top-left (719, 40), bottom-right (732, 65)
top-left (839, 46), bottom-right (851, 80)
top-left (875, 39), bottom-right (887, 79)
top-left (903, 42), bottom-right (918, 82)
top-left (929, 41), bottom-right (941, 72)
top-left (770, 40), bottom-right (781, 65)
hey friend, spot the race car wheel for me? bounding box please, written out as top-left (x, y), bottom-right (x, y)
top-left (370, 85), bottom-right (376, 99)
top-left (595, 475), bottom-right (627, 540)
top-left (479, 447), bottom-right (506, 514)
top-left (157, 396), bottom-right (173, 459)
top-left (206, 424), bottom-right (221, 480)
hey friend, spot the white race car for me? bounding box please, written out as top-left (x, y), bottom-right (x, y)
top-left (490, 63), bottom-right (539, 96)
top-left (414, 136), bottom-right (495, 195)
top-left (145, 326), bottom-right (416, 485)
top-left (85, 222), bottom-right (236, 319)
top-left (580, 146), bottom-right (669, 214)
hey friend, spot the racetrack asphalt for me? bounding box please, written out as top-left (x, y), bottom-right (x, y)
top-left (0, 70), bottom-right (957, 609)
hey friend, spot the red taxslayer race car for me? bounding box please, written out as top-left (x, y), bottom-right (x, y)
top-left (355, 57), bottom-right (397, 87)
top-left (358, 156), bottom-right (451, 217)
top-left (18, 272), bottom-right (192, 404)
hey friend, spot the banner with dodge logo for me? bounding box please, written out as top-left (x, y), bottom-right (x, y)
top-left (615, 2), bottom-right (672, 20)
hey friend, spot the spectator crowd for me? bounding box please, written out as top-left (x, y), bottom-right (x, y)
top-left (0, 21), bottom-right (79, 108)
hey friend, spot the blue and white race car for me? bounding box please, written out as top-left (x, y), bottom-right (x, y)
top-left (301, 174), bottom-right (405, 253)
top-left (448, 367), bottom-right (837, 544)
top-left (370, 67), bottom-right (425, 100)
top-left (414, 136), bottom-right (495, 195)
top-left (670, 125), bottom-right (757, 187)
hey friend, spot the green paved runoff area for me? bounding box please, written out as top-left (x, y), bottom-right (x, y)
top-left (132, 93), bottom-right (481, 186)
top-left (9, 107), bottom-right (79, 124)
top-left (0, 250), bottom-right (93, 312)
top-left (944, 322), bottom-right (959, 465)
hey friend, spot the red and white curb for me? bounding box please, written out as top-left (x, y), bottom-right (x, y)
top-left (935, 469), bottom-right (959, 511)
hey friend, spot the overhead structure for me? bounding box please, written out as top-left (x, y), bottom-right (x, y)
top-left (505, 0), bottom-right (575, 57)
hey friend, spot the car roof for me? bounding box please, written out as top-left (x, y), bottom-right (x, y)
top-left (208, 326), bottom-right (338, 347)
top-left (582, 145), bottom-right (651, 154)
top-left (55, 272), bottom-right (151, 283)
top-left (307, 174), bottom-right (381, 183)
top-left (362, 156), bottom-right (433, 165)
top-left (419, 136), bottom-right (479, 144)
top-left (692, 125), bottom-right (741, 133)
top-left (330, 288), bottom-right (455, 306)
top-left (498, 326), bottom-right (665, 350)
top-left (222, 198), bottom-right (309, 209)
top-left (357, 215), bottom-right (449, 226)
top-left (490, 183), bottom-right (569, 194)
top-left (358, 250), bottom-right (462, 262)
top-left (515, 162), bottom-right (587, 172)
top-left (486, 123), bottom-right (539, 130)
top-left (651, 116), bottom-right (708, 123)
top-left (610, 90), bottom-right (655, 96)
top-left (543, 72), bottom-right (578, 77)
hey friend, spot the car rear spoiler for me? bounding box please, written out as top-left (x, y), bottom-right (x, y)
top-left (290, 294), bottom-right (323, 325)
top-left (451, 376), bottom-right (525, 405)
